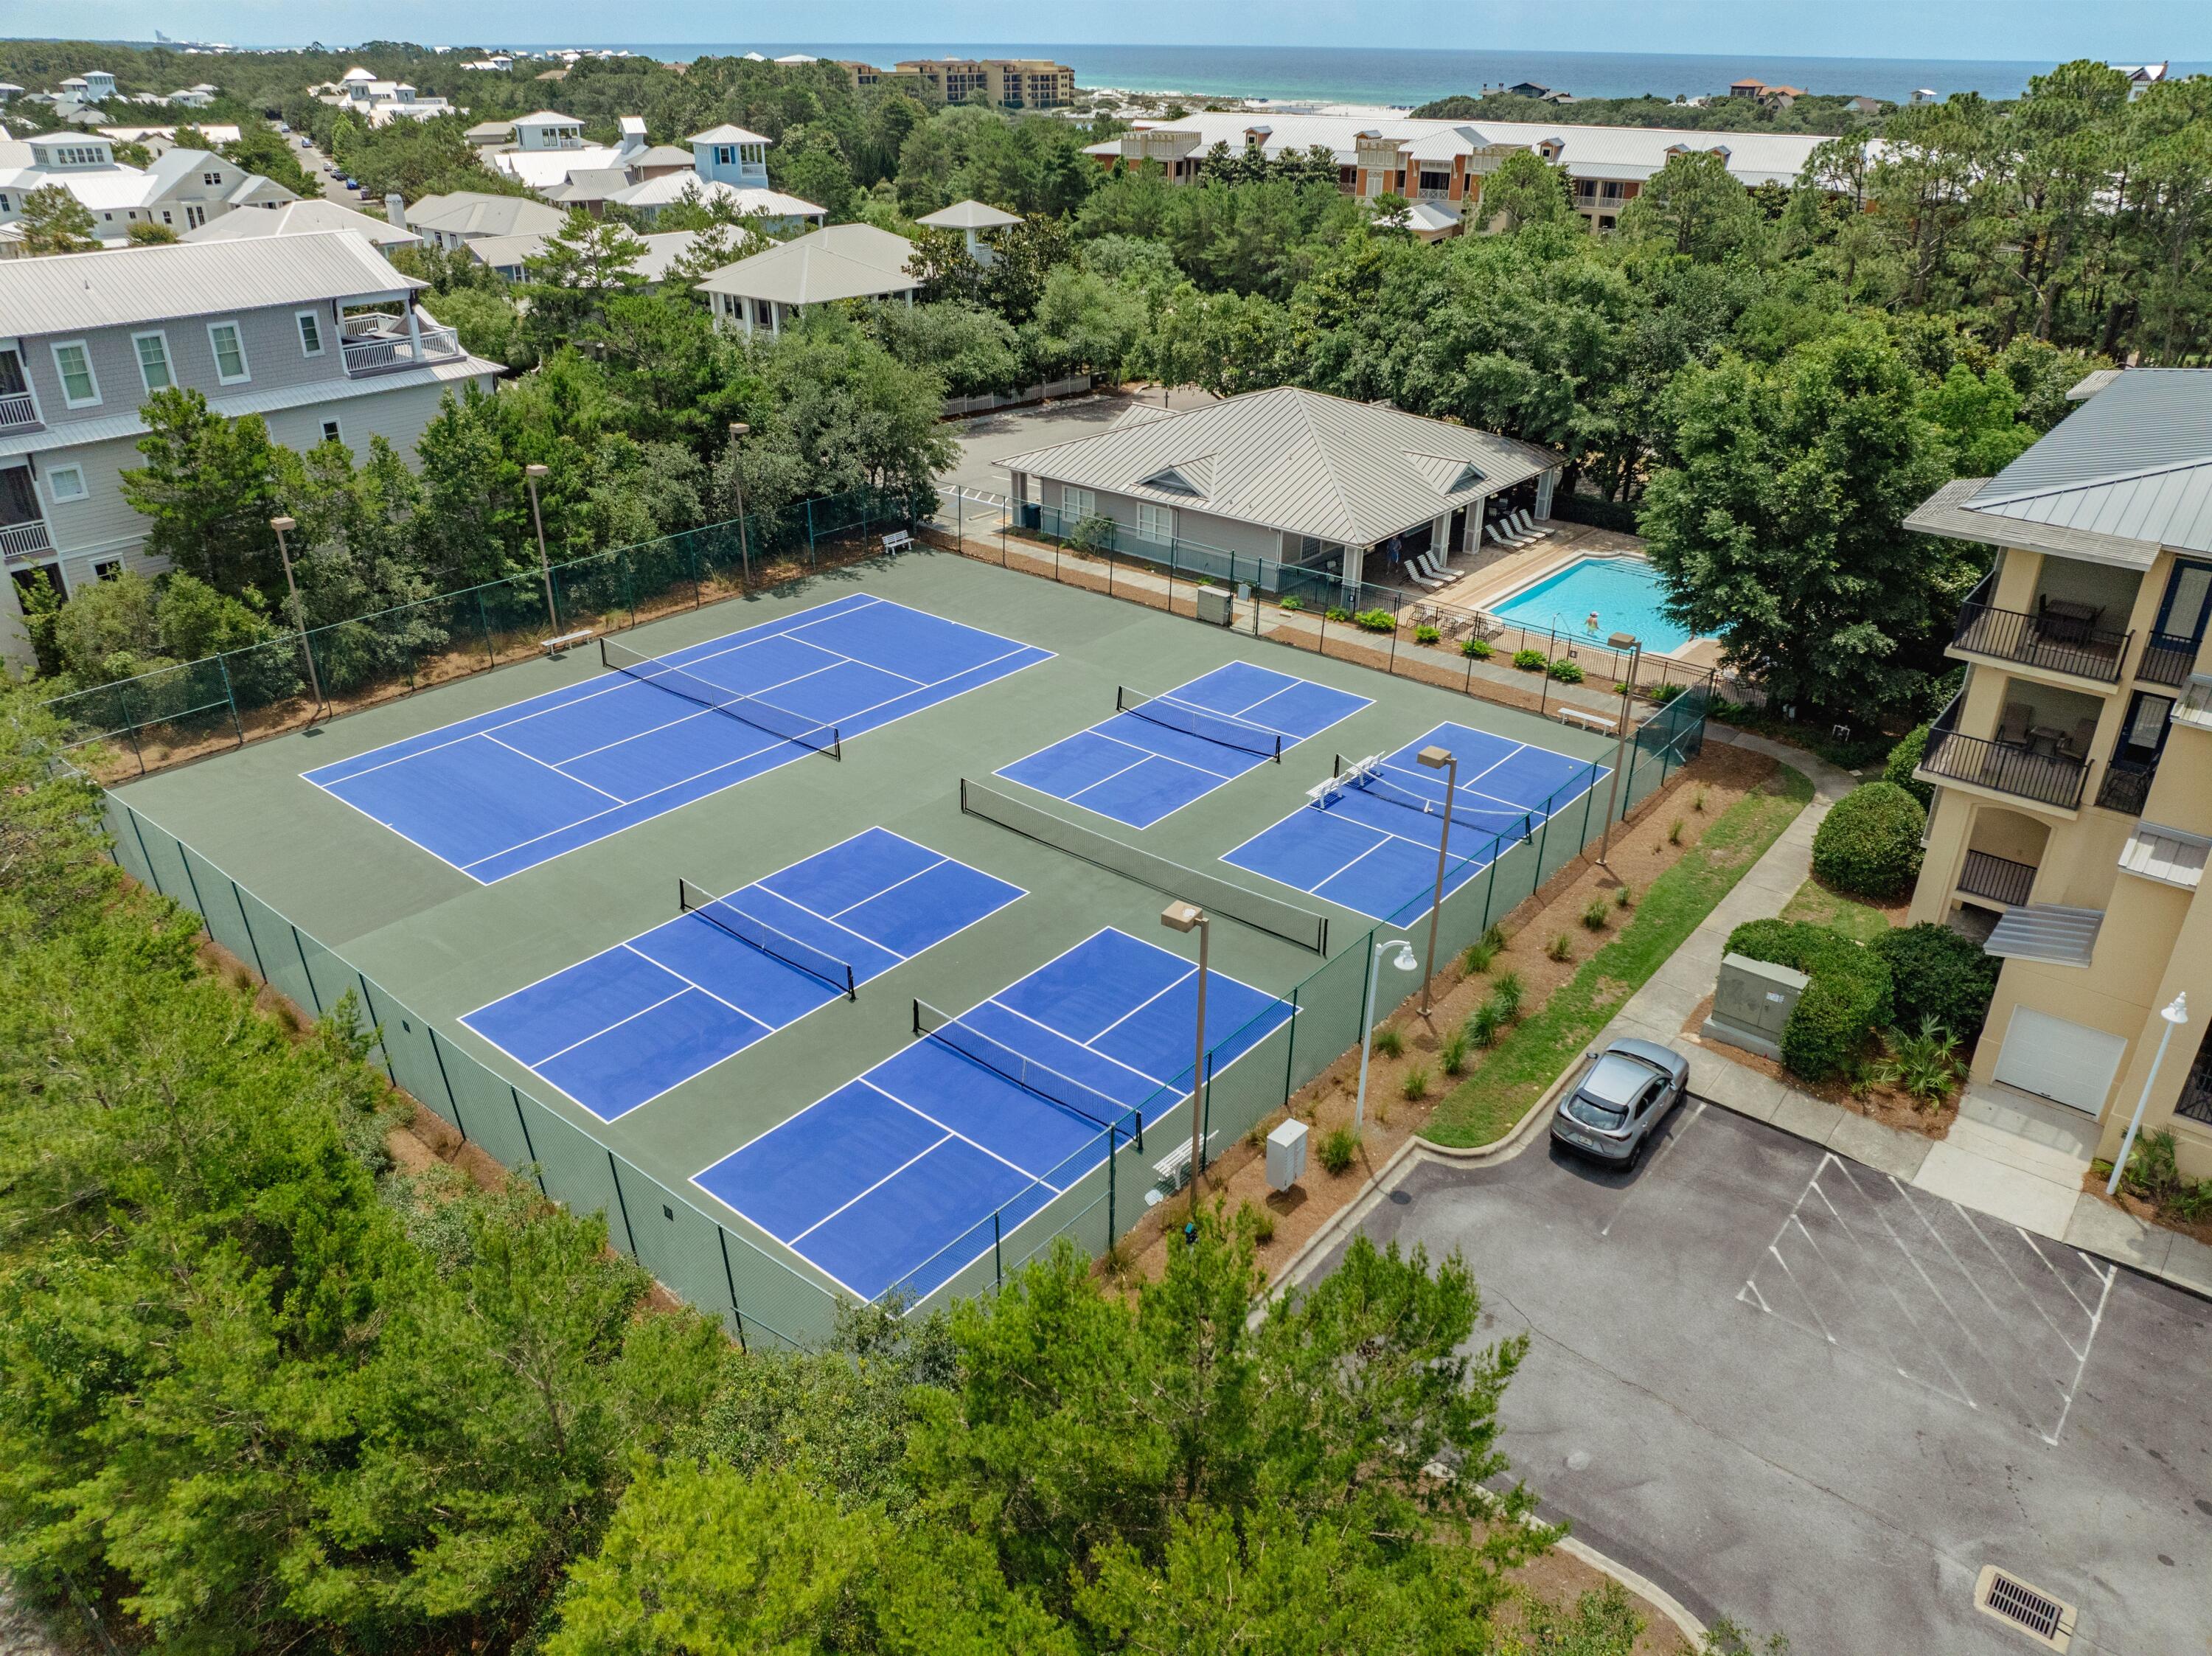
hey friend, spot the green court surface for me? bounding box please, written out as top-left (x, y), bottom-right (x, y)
top-left (110, 551), bottom-right (1641, 1337)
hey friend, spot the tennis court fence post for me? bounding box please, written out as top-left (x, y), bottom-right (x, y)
top-left (717, 1228), bottom-right (748, 1354)
top-left (1107, 1126), bottom-right (1116, 1254)
top-left (354, 973), bottom-right (398, 1086)
top-left (509, 1087), bottom-right (546, 1191)
top-left (425, 1026), bottom-right (467, 1141)
top-left (174, 841), bottom-right (212, 942)
top-left (227, 879), bottom-right (269, 981)
top-left (215, 655), bottom-right (245, 747)
top-left (290, 926), bottom-right (323, 1015)
top-left (607, 1153), bottom-right (639, 1256)
top-left (476, 591), bottom-right (495, 668)
top-left (992, 1211), bottom-right (1003, 1293)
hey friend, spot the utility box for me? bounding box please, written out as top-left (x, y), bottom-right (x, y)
top-left (1703, 952), bottom-right (1808, 1062)
top-left (1265, 1118), bottom-right (1309, 1191)
top-left (1195, 586), bottom-right (1236, 627)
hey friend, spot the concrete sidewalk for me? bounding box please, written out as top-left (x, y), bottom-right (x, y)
top-left (1598, 727), bottom-right (2212, 1301)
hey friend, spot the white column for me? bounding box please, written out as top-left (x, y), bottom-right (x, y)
top-left (406, 300), bottom-right (423, 361)
top-left (1535, 470), bottom-right (1557, 518)
top-left (1430, 512), bottom-right (1450, 564)
top-left (1343, 543), bottom-right (1368, 592)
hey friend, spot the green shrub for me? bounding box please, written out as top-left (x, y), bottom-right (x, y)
top-left (1068, 513), bottom-right (1116, 554)
top-left (1279, 594), bottom-right (1304, 613)
top-left (1546, 658), bottom-right (1585, 683)
top-left (1318, 1125), bottom-right (1360, 1175)
top-left (1726, 917), bottom-right (1894, 1082)
top-left (1461, 637), bottom-right (1494, 660)
top-left (1883, 723), bottom-right (1933, 810)
top-left (1871, 922), bottom-right (1997, 1037)
top-left (1581, 896), bottom-right (1609, 931)
top-left (1401, 1065), bottom-right (1430, 1101)
top-left (1545, 933), bottom-right (1573, 961)
top-left (1512, 647), bottom-right (1546, 671)
top-left (1439, 1029), bottom-right (1470, 1076)
top-left (1492, 970), bottom-right (1526, 1019)
top-left (1811, 782), bottom-right (1926, 900)
top-left (1246, 1200), bottom-right (1277, 1244)
top-left (1414, 624), bottom-right (1441, 645)
top-left (1467, 1002), bottom-right (1506, 1048)
top-left (1461, 939), bottom-right (1498, 974)
top-left (1481, 923), bottom-right (1506, 951)
top-left (1354, 608), bottom-right (1397, 633)
top-left (1877, 1015), bottom-right (1962, 1109)
top-left (1326, 606), bottom-right (1352, 623)
top-left (2117, 1130), bottom-right (2212, 1222)
top-left (1372, 1026), bottom-right (1404, 1059)
top-left (1651, 682), bottom-right (1686, 704)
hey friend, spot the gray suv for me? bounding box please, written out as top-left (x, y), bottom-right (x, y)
top-left (1549, 1037), bottom-right (1689, 1168)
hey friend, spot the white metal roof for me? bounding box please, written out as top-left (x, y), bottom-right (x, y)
top-left (916, 198), bottom-right (1022, 230)
top-left (689, 123), bottom-right (773, 145)
top-left (607, 175), bottom-right (821, 217)
top-left (467, 226), bottom-right (714, 281)
top-left (1983, 903), bottom-right (2104, 969)
top-left (406, 191), bottom-right (569, 238)
top-left (995, 386), bottom-right (1560, 546)
top-left (2119, 821), bottom-right (2210, 890)
top-left (179, 198), bottom-right (418, 248)
top-left (0, 230), bottom-right (420, 337)
top-left (692, 223), bottom-right (918, 305)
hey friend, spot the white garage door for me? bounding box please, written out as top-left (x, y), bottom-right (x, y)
top-left (1993, 1006), bottom-right (2129, 1115)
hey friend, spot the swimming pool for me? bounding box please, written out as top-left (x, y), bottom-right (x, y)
top-left (1487, 556), bottom-right (1695, 655)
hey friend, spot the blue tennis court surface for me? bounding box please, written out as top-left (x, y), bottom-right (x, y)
top-left (1222, 720), bottom-right (1607, 922)
top-left (462, 829), bottom-right (1023, 1121)
top-left (995, 660), bottom-right (1368, 828)
top-left (305, 595), bottom-right (1051, 882)
top-left (693, 927), bottom-right (1296, 1301)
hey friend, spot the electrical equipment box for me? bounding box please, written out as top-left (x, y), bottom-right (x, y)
top-left (1703, 952), bottom-right (1808, 1062)
top-left (1195, 587), bottom-right (1236, 627)
top-left (1266, 1118), bottom-right (1309, 1191)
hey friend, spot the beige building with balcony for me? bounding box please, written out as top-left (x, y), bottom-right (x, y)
top-left (1904, 368), bottom-right (2212, 1178)
top-left (0, 232), bottom-right (501, 666)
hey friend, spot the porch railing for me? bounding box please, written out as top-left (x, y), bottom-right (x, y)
top-left (2137, 631), bottom-right (2198, 687)
top-left (0, 519), bottom-right (54, 560)
top-left (341, 321), bottom-right (462, 375)
top-left (1919, 725), bottom-right (2088, 810)
top-left (2095, 756), bottom-right (2157, 816)
top-left (1958, 849), bottom-right (2037, 906)
top-left (1951, 599), bottom-right (2129, 683)
top-left (0, 391), bottom-right (39, 431)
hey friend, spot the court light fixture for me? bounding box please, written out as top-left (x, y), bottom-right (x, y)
top-left (1161, 902), bottom-right (1211, 1207)
top-left (268, 515), bottom-right (323, 717)
top-left (1357, 939), bottom-right (1419, 1133)
top-left (522, 465), bottom-right (554, 630)
top-left (1414, 745), bottom-right (1458, 1015)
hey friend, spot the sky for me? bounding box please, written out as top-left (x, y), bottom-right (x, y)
top-left (1, 0), bottom-right (2207, 59)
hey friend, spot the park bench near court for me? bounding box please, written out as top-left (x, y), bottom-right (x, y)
top-left (1556, 703), bottom-right (1618, 737)
top-left (542, 628), bottom-right (596, 659)
top-left (881, 529), bottom-right (913, 554)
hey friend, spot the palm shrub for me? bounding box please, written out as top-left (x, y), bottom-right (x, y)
top-left (1878, 1015), bottom-right (1963, 1109)
top-left (1811, 782), bottom-right (1926, 900)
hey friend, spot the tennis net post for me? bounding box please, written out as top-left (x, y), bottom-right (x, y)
top-left (912, 997), bottom-right (1143, 1151)
top-left (679, 877), bottom-right (857, 1000)
top-left (1117, 684), bottom-right (1281, 760)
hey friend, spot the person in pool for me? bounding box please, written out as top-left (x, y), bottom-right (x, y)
top-left (1585, 610), bottom-right (1601, 635)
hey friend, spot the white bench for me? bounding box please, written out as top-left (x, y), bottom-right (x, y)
top-left (1557, 704), bottom-right (1618, 737)
top-left (542, 628), bottom-right (595, 658)
top-left (881, 529), bottom-right (914, 554)
top-left (1144, 1132), bottom-right (1219, 1203)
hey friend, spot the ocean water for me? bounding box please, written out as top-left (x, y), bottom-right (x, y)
top-left (539, 44), bottom-right (2208, 107)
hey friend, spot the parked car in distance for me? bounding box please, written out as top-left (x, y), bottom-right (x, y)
top-left (1550, 1037), bottom-right (1688, 1168)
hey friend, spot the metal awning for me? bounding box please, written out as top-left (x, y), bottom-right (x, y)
top-left (2118, 821), bottom-right (2211, 890)
top-left (2171, 672), bottom-right (2212, 731)
top-left (1983, 903), bottom-right (2104, 969)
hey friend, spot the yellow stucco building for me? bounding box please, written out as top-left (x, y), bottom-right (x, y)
top-left (1905, 368), bottom-right (2212, 1179)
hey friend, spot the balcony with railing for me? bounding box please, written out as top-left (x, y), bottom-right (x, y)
top-left (0, 391), bottom-right (40, 433)
top-left (0, 519), bottom-right (55, 563)
top-left (1958, 848), bottom-right (2038, 906)
top-left (341, 313), bottom-right (464, 376)
top-left (2136, 630), bottom-right (2199, 687)
top-left (1950, 596), bottom-right (2131, 683)
top-left (2096, 755), bottom-right (2159, 816)
top-left (1919, 720), bottom-right (2089, 810)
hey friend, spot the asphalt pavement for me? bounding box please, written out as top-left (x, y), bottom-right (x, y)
top-left (1314, 1099), bottom-right (2212, 1656)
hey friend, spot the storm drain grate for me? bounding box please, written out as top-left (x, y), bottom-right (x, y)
top-left (1975, 1565), bottom-right (2075, 1651)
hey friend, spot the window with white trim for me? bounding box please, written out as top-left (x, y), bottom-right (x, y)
top-left (1062, 485), bottom-right (1096, 522)
top-left (206, 321), bottom-right (249, 384)
top-left (1136, 502), bottom-right (1174, 545)
top-left (46, 464), bottom-right (88, 503)
top-left (50, 341), bottom-right (100, 407)
top-left (296, 310), bottom-right (325, 356)
top-left (319, 418), bottom-right (342, 445)
top-left (133, 331), bottom-right (173, 393)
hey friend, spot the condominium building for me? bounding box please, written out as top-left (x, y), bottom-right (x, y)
top-left (1086, 112), bottom-right (1826, 237)
top-left (891, 58), bottom-right (1076, 110)
top-left (0, 232), bottom-right (501, 665)
top-left (1903, 369), bottom-right (2212, 1179)
top-left (0, 131), bottom-right (295, 244)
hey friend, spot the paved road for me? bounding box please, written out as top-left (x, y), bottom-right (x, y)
top-left (1315, 1101), bottom-right (2212, 1655)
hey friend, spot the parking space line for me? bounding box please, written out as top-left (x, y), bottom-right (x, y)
top-left (1599, 1099), bottom-right (1704, 1238)
top-left (1818, 1163), bottom-right (1981, 1408)
top-left (2048, 1259), bottom-right (2117, 1448)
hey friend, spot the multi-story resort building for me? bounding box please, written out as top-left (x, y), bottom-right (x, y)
top-left (1087, 112), bottom-right (1827, 237)
top-left (0, 232), bottom-right (501, 663)
top-left (1904, 368), bottom-right (2212, 1179)
top-left (869, 58), bottom-right (1077, 109)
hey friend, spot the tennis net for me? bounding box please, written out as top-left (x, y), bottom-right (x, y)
top-left (913, 998), bottom-right (1144, 1149)
top-left (679, 877), bottom-right (857, 999)
top-left (602, 636), bottom-right (841, 759)
top-left (1118, 686), bottom-right (1281, 759)
top-left (1328, 754), bottom-right (1533, 844)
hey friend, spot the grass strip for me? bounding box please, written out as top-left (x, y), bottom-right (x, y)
top-left (1422, 764), bottom-right (1816, 1148)
top-left (1779, 876), bottom-right (1893, 943)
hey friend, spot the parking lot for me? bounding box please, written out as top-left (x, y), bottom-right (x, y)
top-left (1317, 1100), bottom-right (2212, 1655)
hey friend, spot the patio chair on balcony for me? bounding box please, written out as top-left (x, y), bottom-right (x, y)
top-left (2065, 717), bottom-right (2098, 759)
top-left (1996, 701), bottom-right (2033, 747)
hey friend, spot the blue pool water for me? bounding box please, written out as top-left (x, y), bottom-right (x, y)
top-left (1488, 557), bottom-right (1694, 656)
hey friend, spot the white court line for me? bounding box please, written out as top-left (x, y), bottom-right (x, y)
top-left (984, 998), bottom-right (1182, 1093)
top-left (819, 853), bottom-right (950, 922)
top-left (854, 1076), bottom-right (1065, 1186)
top-left (787, 1129), bottom-right (957, 1245)
top-left (481, 734), bottom-right (628, 803)
top-left (1085, 962), bottom-right (1201, 1048)
top-left (1092, 721), bottom-right (1248, 782)
top-left (528, 984), bottom-right (697, 1067)
top-left (458, 637), bottom-right (1051, 874)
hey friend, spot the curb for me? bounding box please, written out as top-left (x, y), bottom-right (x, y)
top-left (1265, 1060), bottom-right (1585, 1304)
top-left (1556, 1535), bottom-right (1710, 1647)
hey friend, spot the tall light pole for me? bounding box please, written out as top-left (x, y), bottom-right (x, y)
top-left (268, 515), bottom-right (324, 717)
top-left (1161, 900), bottom-right (1211, 1205)
top-left (1598, 642), bottom-right (1641, 867)
top-left (728, 422), bottom-right (752, 587)
top-left (1357, 938), bottom-right (1419, 1133)
top-left (2108, 992), bottom-right (2188, 1196)
top-left (1416, 744), bottom-right (1457, 1015)
top-left (523, 463), bottom-right (554, 630)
